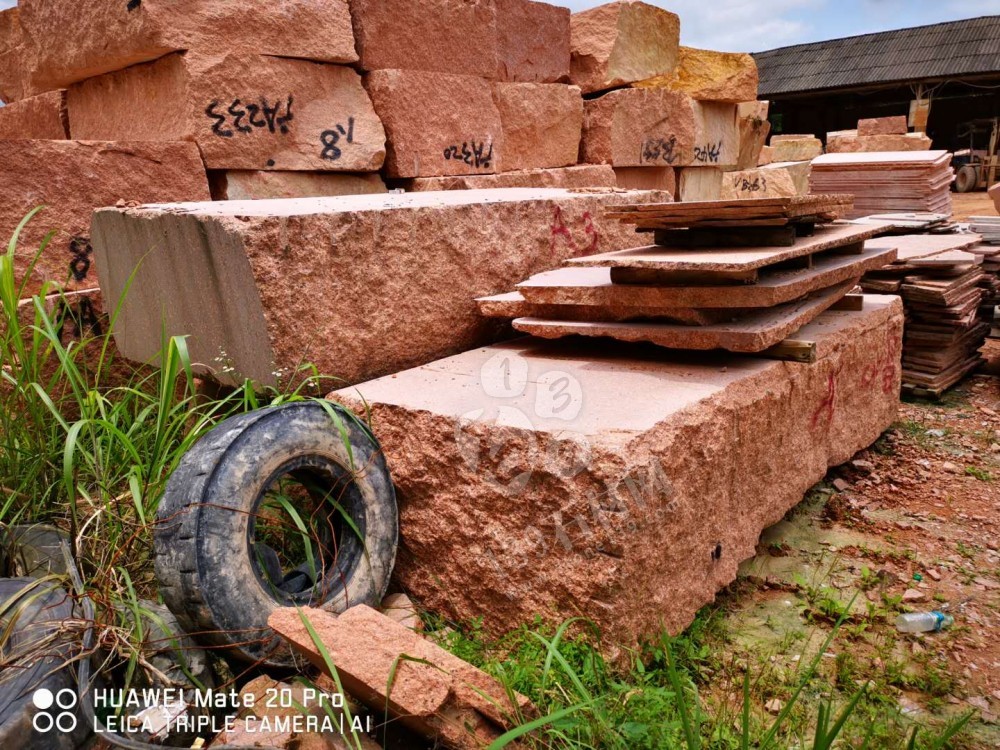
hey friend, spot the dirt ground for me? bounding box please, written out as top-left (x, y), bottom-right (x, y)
top-left (705, 338), bottom-right (1000, 747)
top-left (952, 192), bottom-right (996, 222)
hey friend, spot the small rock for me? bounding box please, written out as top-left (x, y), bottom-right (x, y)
top-left (926, 429), bottom-right (946, 438)
top-left (832, 478), bottom-right (851, 492)
top-left (852, 459), bottom-right (875, 473)
top-left (942, 461), bottom-right (961, 474)
top-left (765, 698), bottom-right (783, 714)
top-left (927, 569), bottom-right (941, 581)
top-left (902, 588), bottom-right (925, 602)
top-left (973, 577), bottom-right (1000, 590)
top-left (381, 592), bottom-right (423, 632)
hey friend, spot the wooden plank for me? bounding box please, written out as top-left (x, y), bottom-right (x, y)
top-left (510, 280), bottom-right (856, 354)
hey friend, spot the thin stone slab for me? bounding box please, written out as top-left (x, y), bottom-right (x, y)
top-left (399, 165), bottom-right (616, 191)
top-left (867, 232), bottom-right (985, 263)
top-left (92, 188), bottom-right (670, 387)
top-left (512, 280), bottom-right (856, 353)
top-left (518, 242), bottom-right (896, 308)
top-left (329, 296), bottom-right (903, 645)
top-left (476, 290), bottom-right (729, 325)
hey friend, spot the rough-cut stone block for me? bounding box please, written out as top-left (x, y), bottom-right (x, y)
top-left (769, 135), bottom-right (822, 162)
top-left (209, 171), bottom-right (387, 201)
top-left (67, 53), bottom-right (385, 173)
top-left (736, 99), bottom-right (769, 170)
top-left (92, 189), bottom-right (670, 387)
top-left (329, 297), bottom-right (904, 645)
top-left (399, 165), bottom-right (617, 191)
top-left (990, 182), bottom-right (1000, 214)
top-left (614, 167), bottom-right (675, 194)
top-left (721, 167), bottom-right (797, 200)
top-left (1, 140), bottom-right (210, 296)
top-left (857, 116), bottom-right (908, 137)
top-left (758, 144), bottom-right (773, 166)
top-left (18, 0), bottom-right (357, 92)
top-left (636, 47), bottom-right (758, 103)
top-left (493, 83), bottom-right (582, 172)
top-left (826, 132), bottom-right (932, 153)
top-left (365, 70), bottom-right (501, 179)
top-left (761, 160), bottom-right (812, 195)
top-left (0, 91), bottom-right (68, 139)
top-left (570, 1), bottom-right (680, 95)
top-left (0, 8), bottom-right (38, 103)
top-left (677, 167), bottom-right (723, 201)
top-left (497, 0), bottom-right (571, 82)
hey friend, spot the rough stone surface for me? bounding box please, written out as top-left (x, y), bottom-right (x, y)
top-left (570, 1), bottom-right (680, 95)
top-left (677, 167), bottom-right (723, 201)
top-left (399, 165), bottom-right (617, 191)
top-left (636, 47), bottom-right (758, 103)
top-left (365, 70), bottom-right (501, 179)
top-left (826, 132), bottom-right (932, 153)
top-left (68, 53), bottom-right (385, 172)
top-left (18, 0), bottom-right (357, 92)
top-left (329, 297), bottom-right (904, 645)
top-left (0, 90), bottom-right (68, 138)
top-left (92, 188), bottom-right (670, 387)
top-left (497, 0), bottom-right (571, 82)
top-left (381, 592), bottom-right (422, 632)
top-left (614, 167), bottom-right (675, 194)
top-left (2, 140), bottom-right (210, 296)
top-left (761, 160), bottom-right (812, 195)
top-left (492, 83), bottom-right (582, 172)
top-left (857, 116), bottom-right (908, 137)
top-left (269, 606), bottom-right (532, 749)
top-left (209, 171), bottom-right (387, 201)
top-left (758, 144), bottom-right (774, 166)
top-left (582, 89), bottom-right (737, 168)
top-left (769, 135), bottom-right (823, 162)
top-left (990, 182), bottom-right (1000, 214)
top-left (736, 99), bottom-right (769, 170)
top-left (0, 8), bottom-right (37, 103)
top-left (721, 167), bottom-right (798, 199)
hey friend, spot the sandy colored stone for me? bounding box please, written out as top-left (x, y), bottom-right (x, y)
top-left (493, 83), bottom-right (582, 172)
top-left (0, 90), bottom-right (68, 138)
top-left (857, 116), bottom-right (908, 137)
top-left (769, 135), bottom-right (822, 162)
top-left (92, 188), bottom-right (669, 387)
top-left (477, 290), bottom-right (726, 325)
top-left (365, 70), bottom-right (501, 179)
top-left (761, 160), bottom-right (811, 195)
top-left (497, 0), bottom-right (571, 82)
top-left (570, 0), bottom-right (680, 94)
top-left (990, 182), bottom-right (1000, 214)
top-left (721, 167), bottom-right (798, 200)
top-left (758, 144), bottom-right (774, 166)
top-left (269, 606), bottom-right (532, 749)
top-left (826, 132), bottom-right (932, 153)
top-left (67, 53), bottom-right (385, 172)
top-left (329, 297), bottom-right (904, 645)
top-left (399, 165), bottom-right (617, 191)
top-left (614, 167), bottom-right (675, 194)
top-left (1, 140), bottom-right (210, 296)
top-left (736, 100), bottom-right (769, 170)
top-left (381, 592), bottom-right (422, 632)
top-left (677, 167), bottom-right (723, 201)
top-left (18, 0), bottom-right (357, 92)
top-left (635, 47), bottom-right (758, 103)
top-left (209, 172), bottom-right (387, 201)
top-left (0, 8), bottom-right (38, 103)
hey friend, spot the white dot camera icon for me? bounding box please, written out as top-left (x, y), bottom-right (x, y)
top-left (32, 687), bottom-right (78, 733)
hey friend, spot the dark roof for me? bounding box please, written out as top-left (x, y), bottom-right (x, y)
top-left (753, 16), bottom-right (1000, 96)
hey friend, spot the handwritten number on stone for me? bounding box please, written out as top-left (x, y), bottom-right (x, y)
top-left (320, 117), bottom-right (355, 161)
top-left (207, 96), bottom-right (294, 138)
top-left (206, 101), bottom-right (234, 138)
top-left (68, 236), bottom-right (92, 282)
top-left (443, 139), bottom-right (493, 169)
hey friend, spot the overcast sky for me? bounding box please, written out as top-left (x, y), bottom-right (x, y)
top-left (1, 0), bottom-right (998, 51)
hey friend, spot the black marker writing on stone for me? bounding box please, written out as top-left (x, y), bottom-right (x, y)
top-left (126, 0), bottom-right (141, 11)
top-left (68, 236), bottom-right (92, 282)
top-left (205, 101), bottom-right (234, 138)
top-left (320, 117), bottom-right (356, 161)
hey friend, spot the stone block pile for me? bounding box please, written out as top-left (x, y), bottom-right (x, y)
top-left (827, 116), bottom-right (932, 153)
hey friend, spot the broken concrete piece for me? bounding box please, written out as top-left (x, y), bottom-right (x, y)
top-left (18, 0), bottom-right (357, 92)
top-left (399, 165), bottom-right (617, 191)
top-left (721, 167), bottom-right (798, 200)
top-left (497, 0), bottom-right (571, 83)
top-left (330, 296), bottom-right (904, 645)
top-left (365, 70), bottom-right (501, 179)
top-left (0, 90), bottom-right (68, 138)
top-left (736, 100), bottom-right (770, 170)
top-left (636, 47), bottom-right (758, 103)
top-left (2, 140), bottom-right (210, 296)
top-left (269, 605), bottom-right (533, 749)
top-left (492, 83), bottom-right (582, 172)
top-left (570, 0), bottom-right (680, 94)
top-left (769, 135), bottom-right (823, 162)
top-left (68, 53), bottom-right (385, 172)
top-left (209, 172), bottom-right (387, 201)
top-left (92, 188), bottom-right (669, 387)
top-left (614, 167), bottom-right (675, 194)
top-left (857, 116), bottom-right (908, 137)
top-left (826, 132), bottom-right (932, 153)
top-left (677, 167), bottom-right (723, 201)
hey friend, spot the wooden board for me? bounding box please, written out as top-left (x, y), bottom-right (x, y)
top-left (517, 243), bottom-right (896, 309)
top-left (510, 281), bottom-right (856, 354)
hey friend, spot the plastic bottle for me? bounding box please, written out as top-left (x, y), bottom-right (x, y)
top-left (895, 611), bottom-right (954, 633)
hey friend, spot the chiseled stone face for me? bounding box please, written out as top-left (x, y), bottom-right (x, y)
top-left (635, 47), bottom-right (758, 104)
top-left (826, 133), bottom-right (932, 153)
top-left (492, 82), bottom-right (582, 172)
top-left (0, 90), bottom-right (69, 138)
top-left (769, 136), bottom-right (823, 162)
top-left (67, 53), bottom-right (386, 172)
top-left (17, 0), bottom-right (358, 92)
top-left (398, 165), bottom-right (617, 192)
top-left (91, 188), bottom-right (671, 388)
top-left (857, 116), bottom-right (908, 137)
top-left (208, 171), bottom-right (387, 201)
top-left (570, 0), bottom-right (680, 94)
top-left (0, 139), bottom-right (210, 297)
top-left (329, 297), bottom-right (904, 647)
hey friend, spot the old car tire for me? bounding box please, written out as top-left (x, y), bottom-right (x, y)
top-left (954, 164), bottom-right (979, 193)
top-left (154, 402), bottom-right (398, 666)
